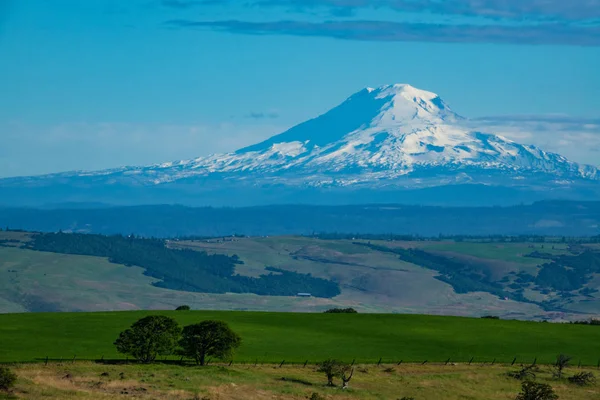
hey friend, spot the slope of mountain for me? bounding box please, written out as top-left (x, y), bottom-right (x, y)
top-left (2, 84), bottom-right (599, 206)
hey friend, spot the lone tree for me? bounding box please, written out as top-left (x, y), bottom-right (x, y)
top-left (515, 381), bottom-right (558, 400)
top-left (179, 320), bottom-right (241, 366)
top-left (175, 305), bottom-right (191, 311)
top-left (114, 315), bottom-right (181, 363)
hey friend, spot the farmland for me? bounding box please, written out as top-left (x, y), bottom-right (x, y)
top-left (0, 310), bottom-right (599, 365)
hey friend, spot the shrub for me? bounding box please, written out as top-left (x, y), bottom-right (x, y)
top-left (324, 308), bottom-right (358, 313)
top-left (568, 372), bottom-right (595, 386)
top-left (0, 366), bottom-right (17, 391)
top-left (481, 315), bottom-right (500, 319)
top-left (515, 381), bottom-right (558, 400)
top-left (552, 354), bottom-right (571, 379)
top-left (176, 305), bottom-right (191, 311)
top-left (508, 365), bottom-right (538, 381)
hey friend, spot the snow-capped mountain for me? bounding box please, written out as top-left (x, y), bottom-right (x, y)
top-left (2, 84), bottom-right (599, 207)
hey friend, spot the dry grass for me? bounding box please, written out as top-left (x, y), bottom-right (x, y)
top-left (1, 362), bottom-right (598, 400)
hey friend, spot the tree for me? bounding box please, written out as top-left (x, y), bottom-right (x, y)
top-left (114, 315), bottom-right (181, 363)
top-left (318, 359), bottom-right (342, 386)
top-left (515, 381), bottom-right (558, 400)
top-left (552, 354), bottom-right (571, 379)
top-left (0, 366), bottom-right (17, 391)
top-left (176, 305), bottom-right (191, 311)
top-left (179, 320), bottom-right (241, 366)
top-left (340, 365), bottom-right (354, 389)
top-left (317, 359), bottom-right (353, 387)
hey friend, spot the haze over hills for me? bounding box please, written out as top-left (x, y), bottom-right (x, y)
top-left (2, 84), bottom-right (599, 207)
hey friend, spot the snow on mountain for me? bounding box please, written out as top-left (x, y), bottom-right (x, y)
top-left (4, 84), bottom-right (600, 192)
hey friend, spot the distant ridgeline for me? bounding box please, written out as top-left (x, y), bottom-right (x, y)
top-left (25, 232), bottom-right (340, 298)
top-left (1, 201), bottom-right (600, 237)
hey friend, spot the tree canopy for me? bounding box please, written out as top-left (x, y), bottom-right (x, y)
top-left (179, 320), bottom-right (241, 366)
top-left (114, 315), bottom-right (181, 363)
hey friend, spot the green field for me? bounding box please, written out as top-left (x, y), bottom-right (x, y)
top-left (1, 310), bottom-right (599, 365)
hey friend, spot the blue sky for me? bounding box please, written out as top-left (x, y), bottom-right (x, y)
top-left (1, 0), bottom-right (599, 177)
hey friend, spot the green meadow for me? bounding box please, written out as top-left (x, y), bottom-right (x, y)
top-left (0, 310), bottom-right (598, 365)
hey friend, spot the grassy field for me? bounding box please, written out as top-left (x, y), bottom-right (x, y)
top-left (1, 311), bottom-right (599, 365)
top-left (2, 362), bottom-right (599, 400)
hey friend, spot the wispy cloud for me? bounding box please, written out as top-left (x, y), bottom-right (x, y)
top-left (165, 19), bottom-right (600, 46)
top-left (471, 115), bottom-right (600, 166)
top-left (246, 110), bottom-right (280, 119)
top-left (162, 0), bottom-right (600, 22)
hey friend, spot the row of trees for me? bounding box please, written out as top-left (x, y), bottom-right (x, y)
top-left (114, 316), bottom-right (241, 365)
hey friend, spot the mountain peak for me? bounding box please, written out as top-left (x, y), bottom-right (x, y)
top-left (363, 83), bottom-right (462, 125)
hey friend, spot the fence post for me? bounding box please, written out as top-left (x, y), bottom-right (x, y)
top-left (397, 360), bottom-right (403, 366)
top-left (350, 359), bottom-right (355, 367)
top-left (72, 355), bottom-right (76, 364)
top-left (279, 360), bottom-right (285, 368)
top-left (532, 358), bottom-right (537, 366)
top-left (377, 357), bottom-right (382, 366)
top-left (303, 360), bottom-right (308, 368)
top-left (492, 358), bottom-right (496, 366)
top-left (445, 358), bottom-right (450, 365)
top-left (422, 360), bottom-right (428, 365)
top-left (469, 357), bottom-right (474, 365)
top-left (511, 357), bottom-right (517, 366)
top-left (229, 360), bottom-right (233, 367)
top-left (597, 359), bottom-right (599, 370)
top-left (45, 356), bottom-right (48, 366)
top-left (254, 359), bottom-right (258, 367)
top-left (578, 360), bottom-right (581, 369)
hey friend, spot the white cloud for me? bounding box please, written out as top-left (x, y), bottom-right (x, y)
top-left (469, 115), bottom-right (600, 167)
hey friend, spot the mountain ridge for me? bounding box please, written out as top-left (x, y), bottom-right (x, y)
top-left (1, 84), bottom-right (599, 206)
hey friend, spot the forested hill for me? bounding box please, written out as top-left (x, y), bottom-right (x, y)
top-left (1, 200), bottom-right (600, 237)
top-left (25, 232), bottom-right (341, 298)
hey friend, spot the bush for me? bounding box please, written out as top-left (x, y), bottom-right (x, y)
top-left (481, 315), bottom-right (500, 319)
top-left (552, 354), bottom-right (571, 379)
top-left (0, 366), bottom-right (17, 391)
top-left (323, 308), bottom-right (358, 314)
top-left (508, 365), bottom-right (538, 381)
top-left (515, 381), bottom-right (558, 400)
top-left (176, 305), bottom-right (191, 311)
top-left (568, 372), bottom-right (595, 386)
